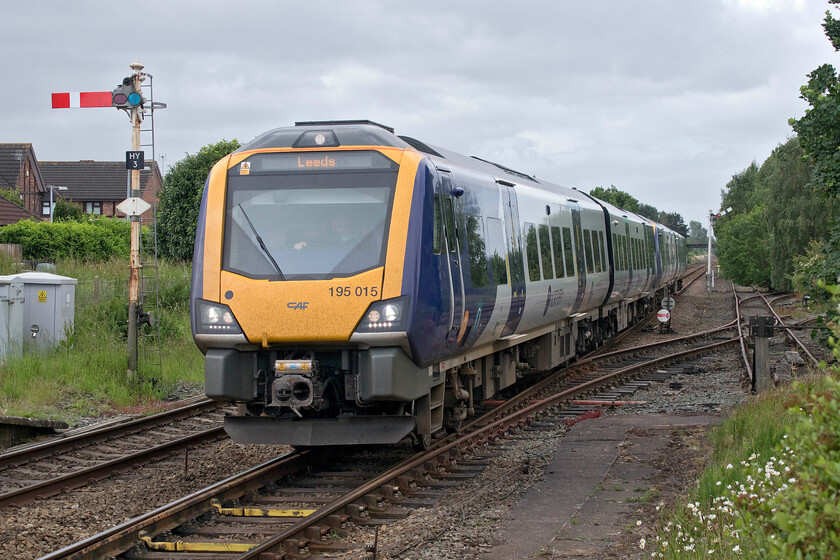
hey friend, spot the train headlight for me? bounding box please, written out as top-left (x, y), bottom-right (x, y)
top-left (195, 299), bottom-right (242, 334)
top-left (382, 304), bottom-right (399, 322)
top-left (357, 296), bottom-right (408, 332)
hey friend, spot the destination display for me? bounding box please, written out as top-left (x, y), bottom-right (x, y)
top-left (235, 151), bottom-right (396, 175)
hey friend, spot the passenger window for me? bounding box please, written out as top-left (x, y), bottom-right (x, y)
top-left (433, 194), bottom-right (442, 254)
top-left (592, 231), bottom-right (602, 273)
top-left (562, 227), bottom-right (575, 277)
top-left (598, 231), bottom-right (610, 270)
top-left (466, 215), bottom-right (489, 288)
top-left (444, 197), bottom-right (456, 253)
top-left (486, 217), bottom-right (508, 285)
top-left (538, 225), bottom-right (554, 280)
top-left (551, 226), bottom-right (565, 277)
top-left (624, 236), bottom-right (630, 270)
top-left (583, 230), bottom-right (594, 274)
top-left (612, 233), bottom-right (619, 271)
top-left (617, 235), bottom-right (625, 271)
top-left (525, 223), bottom-right (540, 281)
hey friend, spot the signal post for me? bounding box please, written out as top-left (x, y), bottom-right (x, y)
top-left (127, 63), bottom-right (144, 378)
top-left (54, 62), bottom-right (154, 379)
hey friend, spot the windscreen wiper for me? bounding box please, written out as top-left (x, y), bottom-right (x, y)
top-left (237, 204), bottom-right (287, 281)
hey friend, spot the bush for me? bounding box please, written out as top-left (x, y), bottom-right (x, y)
top-left (791, 219), bottom-right (840, 303)
top-left (53, 199), bottom-right (85, 222)
top-left (753, 377), bottom-right (840, 558)
top-left (716, 207), bottom-right (772, 287)
top-left (0, 218), bottom-right (131, 261)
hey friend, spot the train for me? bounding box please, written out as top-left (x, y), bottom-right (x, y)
top-left (190, 120), bottom-right (687, 448)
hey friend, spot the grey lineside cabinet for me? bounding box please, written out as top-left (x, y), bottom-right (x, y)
top-left (0, 272), bottom-right (77, 358)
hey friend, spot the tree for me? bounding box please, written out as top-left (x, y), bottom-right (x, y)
top-left (589, 185), bottom-right (639, 212)
top-left (52, 199), bottom-right (84, 222)
top-left (762, 137), bottom-right (837, 290)
top-left (716, 206), bottom-right (771, 287)
top-left (720, 162), bottom-right (763, 215)
top-left (636, 203), bottom-right (659, 221)
top-left (157, 139), bottom-right (240, 261)
top-left (789, 1), bottom-right (840, 196)
top-left (657, 211), bottom-right (689, 237)
top-left (687, 220), bottom-right (708, 246)
top-left (791, 218), bottom-right (840, 300)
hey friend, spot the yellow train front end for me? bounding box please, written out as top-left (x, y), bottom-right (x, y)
top-left (191, 122), bottom-right (428, 445)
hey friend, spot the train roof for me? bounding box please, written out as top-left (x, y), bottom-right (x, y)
top-left (238, 121), bottom-right (680, 237)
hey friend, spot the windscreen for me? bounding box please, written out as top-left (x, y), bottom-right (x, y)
top-left (223, 151), bottom-right (398, 280)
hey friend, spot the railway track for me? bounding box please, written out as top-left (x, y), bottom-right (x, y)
top-left (733, 285), bottom-right (828, 386)
top-left (40, 269), bottom-right (743, 560)
top-left (0, 398), bottom-right (229, 507)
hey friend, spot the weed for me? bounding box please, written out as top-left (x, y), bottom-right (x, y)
top-left (0, 258), bottom-right (202, 424)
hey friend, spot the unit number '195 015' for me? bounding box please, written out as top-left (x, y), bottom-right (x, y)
top-left (329, 286), bottom-right (379, 297)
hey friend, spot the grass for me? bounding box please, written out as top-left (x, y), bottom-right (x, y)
top-left (646, 371), bottom-right (837, 558)
top-left (0, 256), bottom-right (203, 424)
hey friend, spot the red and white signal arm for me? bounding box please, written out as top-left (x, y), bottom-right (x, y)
top-left (51, 92), bottom-right (112, 108)
top-left (656, 309), bottom-right (671, 323)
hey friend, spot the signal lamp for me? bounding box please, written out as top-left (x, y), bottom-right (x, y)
top-left (112, 76), bottom-right (144, 108)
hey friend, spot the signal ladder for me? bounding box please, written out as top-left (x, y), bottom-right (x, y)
top-left (137, 73), bottom-right (162, 380)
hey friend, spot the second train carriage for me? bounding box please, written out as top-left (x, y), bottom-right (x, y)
top-left (191, 121), bottom-right (687, 447)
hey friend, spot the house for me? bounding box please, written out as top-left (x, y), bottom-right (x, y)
top-left (0, 143), bottom-right (47, 217)
top-left (0, 197), bottom-right (41, 226)
top-left (39, 160), bottom-right (162, 218)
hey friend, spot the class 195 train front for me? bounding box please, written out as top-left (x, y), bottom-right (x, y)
top-left (191, 122), bottom-right (431, 446)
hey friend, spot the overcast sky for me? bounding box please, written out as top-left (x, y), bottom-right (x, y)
top-left (2, 0), bottom-right (837, 225)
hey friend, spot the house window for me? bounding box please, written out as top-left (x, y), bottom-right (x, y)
top-left (85, 202), bottom-right (101, 215)
top-left (42, 200), bottom-right (51, 216)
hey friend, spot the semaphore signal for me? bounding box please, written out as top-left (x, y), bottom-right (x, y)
top-left (51, 91), bottom-right (113, 108)
top-left (51, 62), bottom-right (161, 379)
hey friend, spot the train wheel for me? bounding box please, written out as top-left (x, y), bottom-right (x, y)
top-left (412, 432), bottom-right (432, 451)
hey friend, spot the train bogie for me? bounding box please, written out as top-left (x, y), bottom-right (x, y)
top-left (191, 121), bottom-right (687, 447)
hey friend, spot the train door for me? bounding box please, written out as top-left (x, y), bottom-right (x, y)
top-left (439, 169), bottom-right (465, 341)
top-left (652, 225), bottom-right (663, 286)
top-left (500, 182), bottom-right (525, 337)
top-left (624, 221), bottom-right (634, 284)
top-left (568, 201), bottom-right (587, 313)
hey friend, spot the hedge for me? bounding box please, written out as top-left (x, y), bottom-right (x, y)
top-left (0, 218), bottom-right (132, 261)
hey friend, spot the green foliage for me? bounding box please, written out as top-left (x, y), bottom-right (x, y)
top-left (651, 285), bottom-right (840, 559)
top-left (720, 162), bottom-right (763, 216)
top-left (589, 186), bottom-right (688, 236)
top-left (158, 139), bottom-right (240, 260)
top-left (717, 138), bottom-right (838, 291)
top-left (637, 203), bottom-right (659, 221)
top-left (763, 138), bottom-right (836, 290)
top-left (0, 218), bottom-right (130, 261)
top-left (652, 375), bottom-right (836, 559)
top-left (687, 220), bottom-right (708, 246)
top-left (739, 376), bottom-right (840, 559)
top-left (716, 205), bottom-right (771, 287)
top-left (792, 220), bottom-right (840, 301)
top-left (789, 2), bottom-right (840, 197)
top-left (658, 211), bottom-right (689, 237)
top-left (590, 185), bottom-right (639, 212)
top-left (0, 257), bottom-right (202, 421)
top-left (52, 199), bottom-right (85, 222)
top-left (0, 188), bottom-right (24, 209)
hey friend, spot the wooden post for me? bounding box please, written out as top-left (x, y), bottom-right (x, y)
top-left (750, 317), bottom-right (773, 393)
top-left (127, 62), bottom-right (144, 379)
